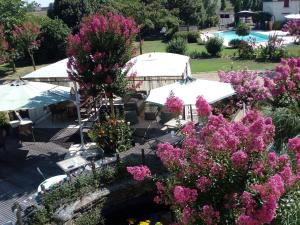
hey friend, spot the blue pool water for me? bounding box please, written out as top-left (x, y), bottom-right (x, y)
top-left (215, 31), bottom-right (269, 43)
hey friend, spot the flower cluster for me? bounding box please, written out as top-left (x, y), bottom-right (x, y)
top-left (67, 13), bottom-right (139, 97)
top-left (128, 97), bottom-right (300, 225)
top-left (165, 91), bottom-right (184, 115)
top-left (264, 58), bottom-right (300, 106)
top-left (12, 22), bottom-right (40, 51)
top-left (195, 96), bottom-right (211, 117)
top-left (282, 20), bottom-right (300, 44)
top-left (127, 165), bottom-right (151, 181)
top-left (218, 70), bottom-right (270, 114)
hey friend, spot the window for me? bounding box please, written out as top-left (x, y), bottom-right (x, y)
top-left (284, 0), bottom-right (289, 8)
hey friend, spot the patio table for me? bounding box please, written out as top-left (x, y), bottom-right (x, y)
top-left (155, 132), bottom-right (183, 146)
top-left (56, 155), bottom-right (89, 173)
top-left (37, 174), bottom-right (67, 194)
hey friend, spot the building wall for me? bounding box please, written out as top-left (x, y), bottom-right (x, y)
top-left (263, 0), bottom-right (300, 21)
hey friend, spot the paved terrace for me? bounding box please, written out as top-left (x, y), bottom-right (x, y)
top-left (0, 119), bottom-right (164, 224)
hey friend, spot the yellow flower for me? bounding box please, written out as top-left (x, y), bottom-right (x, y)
top-left (155, 222), bottom-right (163, 225)
top-left (139, 220), bottom-right (151, 225)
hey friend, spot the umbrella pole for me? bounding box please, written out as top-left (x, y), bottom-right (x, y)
top-left (73, 81), bottom-right (85, 149)
top-left (190, 105), bottom-right (193, 122)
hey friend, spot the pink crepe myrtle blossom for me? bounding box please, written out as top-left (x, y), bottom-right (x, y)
top-left (127, 165), bottom-right (151, 181)
top-left (195, 96), bottom-right (211, 117)
top-left (264, 58), bottom-right (300, 105)
top-left (127, 101), bottom-right (300, 224)
top-left (288, 137), bottom-right (300, 154)
top-left (282, 20), bottom-right (300, 44)
top-left (173, 186), bottom-right (198, 204)
top-left (165, 92), bottom-right (184, 115)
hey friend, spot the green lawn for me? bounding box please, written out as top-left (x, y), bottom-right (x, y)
top-left (140, 40), bottom-right (300, 73)
top-left (0, 41), bottom-right (299, 81)
top-left (0, 63), bottom-right (50, 80)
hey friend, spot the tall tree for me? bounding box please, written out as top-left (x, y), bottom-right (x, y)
top-left (221, 0), bottom-right (226, 10)
top-left (48, 0), bottom-right (90, 28)
top-left (0, 0), bottom-right (26, 71)
top-left (67, 13), bottom-right (139, 118)
top-left (12, 22), bottom-right (40, 70)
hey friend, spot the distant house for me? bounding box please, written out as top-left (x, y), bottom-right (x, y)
top-left (263, 0), bottom-right (300, 21)
top-left (218, 11), bottom-right (235, 28)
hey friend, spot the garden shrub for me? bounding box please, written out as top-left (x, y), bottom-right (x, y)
top-left (256, 34), bottom-right (287, 62)
top-left (282, 20), bottom-right (300, 44)
top-left (75, 204), bottom-right (105, 225)
top-left (228, 38), bottom-right (243, 48)
top-left (205, 37), bottom-right (223, 57)
top-left (128, 98), bottom-right (300, 224)
top-left (189, 50), bottom-right (209, 59)
top-left (173, 31), bottom-right (199, 43)
top-left (166, 37), bottom-right (187, 55)
top-left (36, 17), bottom-right (70, 62)
top-left (264, 57), bottom-right (300, 151)
top-left (272, 21), bottom-right (284, 30)
top-left (236, 39), bottom-right (255, 59)
top-left (88, 116), bottom-right (133, 154)
top-left (236, 22), bottom-right (250, 36)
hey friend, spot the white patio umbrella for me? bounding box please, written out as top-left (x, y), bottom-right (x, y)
top-left (285, 14), bottom-right (300, 20)
top-left (23, 58), bottom-right (69, 79)
top-left (22, 59), bottom-right (85, 149)
top-left (0, 80), bottom-right (71, 111)
top-left (146, 79), bottom-right (235, 105)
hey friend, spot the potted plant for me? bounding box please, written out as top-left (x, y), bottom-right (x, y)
top-left (0, 112), bottom-right (9, 149)
top-left (88, 115), bottom-right (133, 155)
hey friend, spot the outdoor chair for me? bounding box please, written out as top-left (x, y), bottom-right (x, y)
top-left (124, 110), bottom-right (139, 125)
top-left (159, 110), bottom-right (176, 124)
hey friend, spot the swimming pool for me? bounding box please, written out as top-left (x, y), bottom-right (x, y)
top-left (215, 31), bottom-right (269, 43)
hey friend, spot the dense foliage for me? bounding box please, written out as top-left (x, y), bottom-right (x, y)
top-left (173, 31), bottom-right (199, 43)
top-left (236, 22), bottom-right (250, 37)
top-left (67, 13), bottom-right (138, 117)
top-left (37, 17), bottom-right (70, 62)
top-left (88, 117), bottom-right (133, 154)
top-left (230, 0), bottom-right (263, 12)
top-left (264, 58), bottom-right (300, 151)
top-left (166, 37), bottom-right (187, 55)
top-left (282, 20), bottom-right (300, 45)
top-left (205, 37), bottom-right (223, 57)
top-left (11, 22), bottom-right (40, 70)
top-left (48, 0), bottom-right (92, 28)
top-left (256, 34), bottom-right (287, 62)
top-left (128, 97), bottom-right (300, 225)
top-left (236, 39), bottom-right (255, 59)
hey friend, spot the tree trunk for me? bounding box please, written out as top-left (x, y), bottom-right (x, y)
top-left (109, 97), bottom-right (115, 118)
top-left (139, 33), bottom-right (143, 55)
top-left (11, 61), bottom-right (16, 72)
top-left (28, 50), bottom-right (36, 71)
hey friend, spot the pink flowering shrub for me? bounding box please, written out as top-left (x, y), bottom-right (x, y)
top-left (165, 91), bottom-right (184, 115)
top-left (11, 22), bottom-right (40, 70)
top-left (195, 96), bottom-right (211, 117)
top-left (282, 20), bottom-right (300, 44)
top-left (216, 70), bottom-right (270, 117)
top-left (67, 13), bottom-right (139, 117)
top-left (128, 97), bottom-right (300, 225)
top-left (264, 57), bottom-right (300, 107)
top-left (127, 165), bottom-right (151, 181)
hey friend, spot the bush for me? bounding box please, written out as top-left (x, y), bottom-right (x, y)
top-left (228, 38), bottom-right (243, 48)
top-left (75, 204), bottom-right (105, 225)
top-left (0, 112), bottom-right (8, 127)
top-left (36, 17), bottom-right (70, 62)
top-left (236, 39), bottom-right (255, 59)
top-left (173, 31), bottom-right (199, 43)
top-left (189, 50), bottom-right (209, 59)
top-left (273, 21), bottom-right (284, 30)
top-left (236, 22), bottom-right (250, 36)
top-left (205, 37), bottom-right (223, 57)
top-left (166, 37), bottom-right (187, 55)
top-left (256, 34), bottom-right (288, 62)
